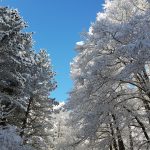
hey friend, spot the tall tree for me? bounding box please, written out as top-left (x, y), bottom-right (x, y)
top-left (0, 7), bottom-right (57, 150)
top-left (0, 7), bottom-right (34, 127)
top-left (20, 50), bottom-right (56, 150)
top-left (67, 0), bottom-right (150, 149)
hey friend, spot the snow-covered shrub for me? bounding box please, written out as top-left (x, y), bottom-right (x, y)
top-left (0, 125), bottom-right (34, 150)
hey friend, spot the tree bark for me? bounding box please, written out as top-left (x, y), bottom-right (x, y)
top-left (112, 114), bottom-right (125, 150)
top-left (135, 72), bottom-right (150, 124)
top-left (110, 123), bottom-right (118, 150)
top-left (20, 96), bottom-right (33, 137)
top-left (128, 125), bottom-right (134, 150)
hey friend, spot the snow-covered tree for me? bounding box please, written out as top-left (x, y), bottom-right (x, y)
top-left (51, 103), bottom-right (88, 150)
top-left (0, 125), bottom-right (34, 150)
top-left (67, 0), bottom-right (150, 149)
top-left (20, 50), bottom-right (56, 150)
top-left (0, 6), bottom-right (34, 127)
top-left (0, 7), bottom-right (57, 150)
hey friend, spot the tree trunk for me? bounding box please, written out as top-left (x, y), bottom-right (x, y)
top-left (109, 144), bottom-right (113, 150)
top-left (142, 99), bottom-right (150, 124)
top-left (128, 125), bottom-right (134, 150)
top-left (112, 114), bottom-right (125, 150)
top-left (135, 73), bottom-right (150, 124)
top-left (20, 96), bottom-right (33, 137)
top-left (110, 123), bottom-right (118, 150)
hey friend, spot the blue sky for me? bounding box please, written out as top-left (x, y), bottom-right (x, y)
top-left (0, 0), bottom-right (104, 102)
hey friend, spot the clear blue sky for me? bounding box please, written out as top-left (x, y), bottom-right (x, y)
top-left (0, 0), bottom-right (104, 102)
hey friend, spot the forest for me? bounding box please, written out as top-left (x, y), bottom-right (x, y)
top-left (1, 0), bottom-right (150, 150)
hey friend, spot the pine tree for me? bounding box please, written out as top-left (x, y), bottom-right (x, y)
top-left (0, 7), bottom-right (34, 127)
top-left (0, 7), bottom-right (57, 150)
top-left (20, 50), bottom-right (56, 150)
